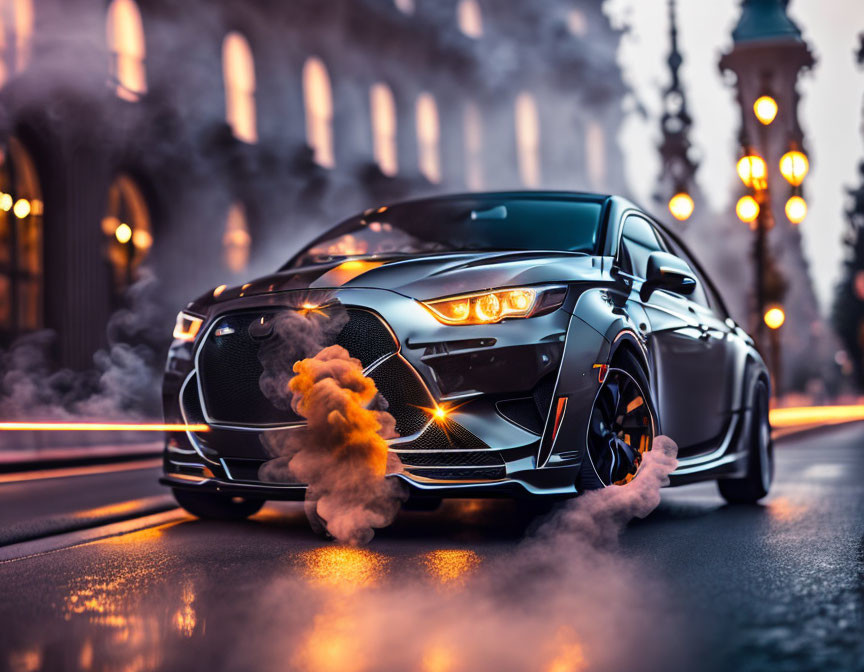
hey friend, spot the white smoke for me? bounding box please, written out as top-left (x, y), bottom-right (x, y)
top-left (242, 437), bottom-right (684, 672)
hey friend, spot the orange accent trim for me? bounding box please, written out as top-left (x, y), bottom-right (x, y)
top-left (551, 397), bottom-right (567, 442)
top-left (592, 363), bottom-right (609, 383)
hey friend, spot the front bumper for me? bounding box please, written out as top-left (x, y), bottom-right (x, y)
top-left (162, 287), bottom-right (610, 498)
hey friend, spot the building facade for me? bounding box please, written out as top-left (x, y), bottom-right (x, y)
top-left (0, 0), bottom-right (629, 368)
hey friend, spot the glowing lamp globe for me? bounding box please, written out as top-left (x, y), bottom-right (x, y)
top-left (753, 96), bottom-right (778, 125)
top-left (779, 151), bottom-right (809, 186)
top-left (736, 155), bottom-right (767, 190)
top-left (735, 195), bottom-right (760, 223)
top-left (114, 222), bottom-right (133, 244)
top-left (785, 196), bottom-right (807, 224)
top-left (764, 307), bottom-right (785, 330)
top-left (668, 192), bottom-right (695, 221)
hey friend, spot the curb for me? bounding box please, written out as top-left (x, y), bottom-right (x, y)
top-left (0, 442), bottom-right (162, 474)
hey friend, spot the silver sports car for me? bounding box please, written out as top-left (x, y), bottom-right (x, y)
top-left (161, 192), bottom-right (773, 519)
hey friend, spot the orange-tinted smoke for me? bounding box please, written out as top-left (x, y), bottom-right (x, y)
top-left (259, 345), bottom-right (404, 545)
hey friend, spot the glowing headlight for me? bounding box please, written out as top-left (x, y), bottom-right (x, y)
top-left (422, 286), bottom-right (565, 325)
top-left (173, 312), bottom-right (203, 342)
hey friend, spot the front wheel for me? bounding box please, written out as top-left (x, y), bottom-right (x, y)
top-left (718, 378), bottom-right (773, 504)
top-left (172, 488), bottom-right (264, 520)
top-left (581, 352), bottom-right (656, 489)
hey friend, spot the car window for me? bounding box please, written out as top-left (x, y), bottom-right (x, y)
top-left (618, 215), bottom-right (666, 278)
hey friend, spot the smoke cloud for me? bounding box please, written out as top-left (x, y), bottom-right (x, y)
top-left (246, 437), bottom-right (683, 672)
top-left (256, 306), bottom-right (406, 544)
top-left (0, 269), bottom-right (164, 448)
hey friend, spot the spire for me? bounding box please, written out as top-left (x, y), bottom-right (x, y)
top-left (655, 0), bottom-right (699, 223)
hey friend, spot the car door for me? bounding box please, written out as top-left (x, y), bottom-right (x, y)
top-left (617, 214), bottom-right (726, 456)
top-left (658, 231), bottom-right (738, 452)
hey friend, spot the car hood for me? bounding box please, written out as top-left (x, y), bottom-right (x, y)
top-left (194, 251), bottom-right (605, 309)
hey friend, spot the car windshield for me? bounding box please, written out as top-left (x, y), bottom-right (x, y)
top-left (286, 196), bottom-right (604, 268)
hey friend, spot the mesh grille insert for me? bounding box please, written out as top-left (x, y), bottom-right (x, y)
top-left (197, 308), bottom-right (397, 426)
top-left (395, 450), bottom-right (504, 467)
top-left (368, 355), bottom-right (432, 437)
top-left (405, 467), bottom-right (506, 480)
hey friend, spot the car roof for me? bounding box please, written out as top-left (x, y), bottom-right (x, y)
top-left (370, 190), bottom-right (614, 210)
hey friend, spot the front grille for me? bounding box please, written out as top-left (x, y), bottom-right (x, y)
top-left (396, 451), bottom-right (503, 467)
top-left (197, 308), bottom-right (397, 426)
top-left (366, 355), bottom-right (433, 437)
top-left (394, 420), bottom-right (489, 451)
top-left (392, 419), bottom-right (506, 480)
top-left (405, 467), bottom-right (506, 480)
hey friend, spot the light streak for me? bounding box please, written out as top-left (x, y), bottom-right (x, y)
top-left (769, 405), bottom-right (864, 428)
top-left (0, 422), bottom-right (209, 432)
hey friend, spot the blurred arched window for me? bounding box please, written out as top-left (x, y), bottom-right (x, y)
top-left (303, 57), bottom-right (335, 168)
top-left (106, 0), bottom-right (147, 101)
top-left (457, 0), bottom-right (483, 38)
top-left (370, 83), bottom-right (398, 177)
top-left (416, 92), bottom-right (440, 184)
top-left (586, 120), bottom-right (606, 189)
top-left (223, 203), bottom-right (251, 273)
top-left (102, 175), bottom-right (152, 296)
top-left (222, 32), bottom-right (257, 144)
top-left (0, 0), bottom-right (34, 86)
top-left (394, 0), bottom-right (414, 14)
top-left (515, 92), bottom-right (541, 187)
top-left (463, 102), bottom-right (484, 190)
top-left (0, 137), bottom-right (43, 332)
top-left (567, 9), bottom-right (588, 36)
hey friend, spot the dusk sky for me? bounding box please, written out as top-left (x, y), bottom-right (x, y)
top-left (606, 0), bottom-right (863, 313)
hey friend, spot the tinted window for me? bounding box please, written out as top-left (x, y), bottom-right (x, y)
top-left (619, 215), bottom-right (665, 277)
top-left (287, 196), bottom-right (603, 268)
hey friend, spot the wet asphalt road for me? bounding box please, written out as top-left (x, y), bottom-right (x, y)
top-left (0, 425), bottom-right (862, 672)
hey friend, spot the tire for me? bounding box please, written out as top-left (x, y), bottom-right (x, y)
top-left (579, 348), bottom-right (656, 490)
top-left (718, 378), bottom-right (773, 504)
top-left (172, 488), bottom-right (264, 520)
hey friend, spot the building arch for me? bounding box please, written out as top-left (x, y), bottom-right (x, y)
top-left (106, 0), bottom-right (147, 101)
top-left (223, 202), bottom-right (251, 274)
top-left (515, 92), bottom-right (541, 187)
top-left (101, 174), bottom-right (152, 295)
top-left (370, 82), bottom-right (398, 176)
top-left (457, 0), bottom-right (483, 38)
top-left (416, 92), bottom-right (441, 183)
top-left (0, 136), bottom-right (43, 334)
top-left (302, 57), bottom-right (335, 168)
top-left (223, 31), bottom-right (257, 144)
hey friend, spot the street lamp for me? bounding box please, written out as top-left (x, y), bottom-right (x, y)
top-left (668, 192), bottom-right (695, 221)
top-left (736, 195), bottom-right (760, 224)
top-left (736, 154), bottom-right (768, 190)
top-left (720, 0), bottom-right (816, 400)
top-left (784, 195), bottom-right (807, 224)
top-left (764, 306), bottom-right (785, 330)
top-left (779, 150), bottom-right (809, 185)
top-left (764, 304), bottom-right (785, 393)
top-left (753, 95), bottom-right (778, 125)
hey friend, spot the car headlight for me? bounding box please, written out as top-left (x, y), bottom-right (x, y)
top-left (421, 286), bottom-right (566, 325)
top-left (173, 312), bottom-right (204, 342)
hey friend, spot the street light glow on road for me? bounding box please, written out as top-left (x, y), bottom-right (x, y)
top-left (0, 422), bottom-right (210, 432)
top-left (770, 405), bottom-right (864, 428)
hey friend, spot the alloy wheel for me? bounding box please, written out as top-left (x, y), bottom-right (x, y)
top-left (586, 368), bottom-right (655, 486)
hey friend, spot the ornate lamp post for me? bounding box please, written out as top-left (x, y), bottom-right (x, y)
top-left (655, 0), bottom-right (699, 224)
top-left (720, 0), bottom-right (815, 394)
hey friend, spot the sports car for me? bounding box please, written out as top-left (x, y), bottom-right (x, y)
top-left (161, 192), bottom-right (773, 519)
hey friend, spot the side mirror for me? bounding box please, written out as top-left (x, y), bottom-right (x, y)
top-left (639, 251), bottom-right (697, 301)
